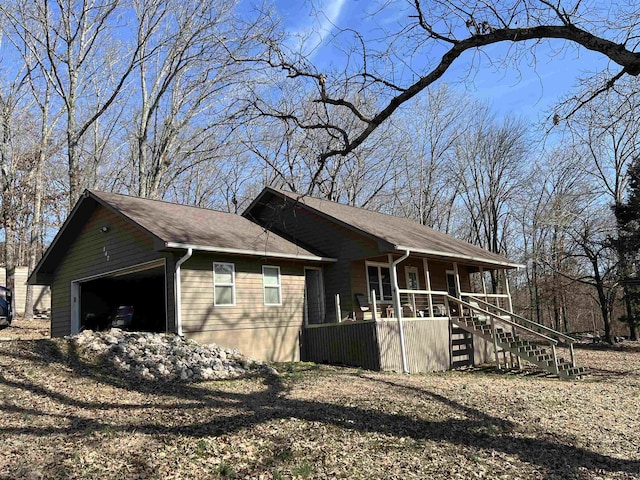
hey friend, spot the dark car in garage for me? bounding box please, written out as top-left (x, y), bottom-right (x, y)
top-left (0, 286), bottom-right (13, 329)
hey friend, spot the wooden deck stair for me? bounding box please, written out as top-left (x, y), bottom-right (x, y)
top-left (447, 296), bottom-right (588, 380)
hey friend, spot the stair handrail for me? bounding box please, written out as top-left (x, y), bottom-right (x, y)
top-left (466, 295), bottom-right (577, 345)
top-left (446, 295), bottom-right (558, 345)
top-left (447, 294), bottom-right (561, 373)
top-left (446, 295), bottom-right (564, 375)
top-left (467, 295), bottom-right (576, 367)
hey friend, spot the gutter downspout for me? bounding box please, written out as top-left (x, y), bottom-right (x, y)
top-left (391, 250), bottom-right (411, 374)
top-left (175, 248), bottom-right (193, 337)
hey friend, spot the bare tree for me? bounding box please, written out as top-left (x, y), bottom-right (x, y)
top-left (244, 83), bottom-right (397, 204)
top-left (454, 111), bottom-right (528, 256)
top-left (129, 0), bottom-right (263, 200)
top-left (562, 84), bottom-right (640, 338)
top-left (517, 148), bottom-right (589, 330)
top-left (22, 62), bottom-right (62, 320)
top-left (390, 85), bottom-right (466, 231)
top-left (0, 64), bottom-right (30, 301)
top-left (252, 1), bottom-right (640, 172)
top-left (561, 206), bottom-right (618, 343)
top-left (2, 0), bottom-right (152, 208)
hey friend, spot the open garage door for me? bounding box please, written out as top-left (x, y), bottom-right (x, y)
top-left (74, 260), bottom-right (167, 333)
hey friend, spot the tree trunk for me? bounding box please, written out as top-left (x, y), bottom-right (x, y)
top-left (592, 264), bottom-right (612, 343)
top-left (68, 134), bottom-right (80, 210)
top-left (1, 108), bottom-right (16, 311)
top-left (24, 148), bottom-right (45, 320)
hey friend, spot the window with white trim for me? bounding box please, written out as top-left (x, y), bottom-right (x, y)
top-left (213, 262), bottom-right (235, 306)
top-left (366, 263), bottom-right (393, 302)
top-left (263, 266), bottom-right (282, 305)
top-left (405, 266), bottom-right (420, 290)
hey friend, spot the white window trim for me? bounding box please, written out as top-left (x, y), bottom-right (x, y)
top-left (365, 261), bottom-right (393, 303)
top-left (262, 265), bottom-right (282, 306)
top-left (213, 262), bottom-right (235, 307)
top-left (405, 266), bottom-right (420, 290)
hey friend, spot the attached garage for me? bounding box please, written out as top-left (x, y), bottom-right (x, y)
top-left (28, 189), bottom-right (333, 362)
top-left (73, 260), bottom-right (167, 333)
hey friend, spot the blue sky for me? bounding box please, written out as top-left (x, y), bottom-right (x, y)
top-left (272, 0), bottom-right (610, 124)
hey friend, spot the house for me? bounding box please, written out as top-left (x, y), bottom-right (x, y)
top-left (0, 266), bottom-right (51, 316)
top-left (30, 187), bottom-right (585, 376)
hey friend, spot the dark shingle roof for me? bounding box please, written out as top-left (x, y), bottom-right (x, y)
top-left (29, 190), bottom-right (333, 284)
top-left (90, 190), bottom-right (329, 260)
top-left (258, 187), bottom-right (520, 269)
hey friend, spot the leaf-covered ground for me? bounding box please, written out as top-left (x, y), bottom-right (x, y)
top-left (1, 319), bottom-right (639, 479)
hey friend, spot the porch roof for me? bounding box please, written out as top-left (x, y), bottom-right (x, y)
top-left (247, 188), bottom-right (522, 269)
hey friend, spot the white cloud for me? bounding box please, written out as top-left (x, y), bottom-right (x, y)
top-left (288, 0), bottom-right (348, 58)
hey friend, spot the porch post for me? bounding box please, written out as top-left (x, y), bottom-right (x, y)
top-left (389, 252), bottom-right (410, 374)
top-left (453, 263), bottom-right (463, 318)
top-left (453, 262), bottom-right (462, 299)
top-left (371, 290), bottom-right (378, 321)
top-left (502, 269), bottom-right (520, 369)
top-left (423, 258), bottom-right (433, 318)
top-left (504, 270), bottom-right (514, 314)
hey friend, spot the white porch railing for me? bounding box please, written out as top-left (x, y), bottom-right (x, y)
top-left (395, 289), bottom-right (510, 319)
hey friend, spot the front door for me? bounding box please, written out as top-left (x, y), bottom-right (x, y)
top-left (304, 268), bottom-right (325, 324)
top-left (446, 270), bottom-right (458, 297)
top-left (446, 270), bottom-right (460, 316)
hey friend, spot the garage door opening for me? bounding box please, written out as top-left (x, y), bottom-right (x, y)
top-left (78, 263), bottom-right (167, 333)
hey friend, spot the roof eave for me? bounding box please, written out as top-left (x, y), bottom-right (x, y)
top-left (164, 242), bottom-right (336, 263)
top-left (394, 245), bottom-right (523, 269)
top-left (241, 187), bottom-right (270, 219)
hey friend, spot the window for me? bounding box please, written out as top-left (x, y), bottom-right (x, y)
top-left (213, 262), bottom-right (235, 306)
top-left (367, 264), bottom-right (393, 302)
top-left (263, 266), bottom-right (282, 305)
top-left (405, 266), bottom-right (420, 290)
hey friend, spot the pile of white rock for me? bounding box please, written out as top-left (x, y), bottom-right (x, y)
top-left (69, 328), bottom-right (278, 382)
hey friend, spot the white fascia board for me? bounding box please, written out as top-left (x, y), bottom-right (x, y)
top-left (165, 242), bottom-right (336, 263)
top-left (394, 245), bottom-right (524, 269)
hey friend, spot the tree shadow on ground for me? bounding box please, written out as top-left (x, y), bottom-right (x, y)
top-left (0, 339), bottom-right (638, 479)
top-left (575, 342), bottom-right (640, 353)
top-left (357, 374), bottom-right (636, 477)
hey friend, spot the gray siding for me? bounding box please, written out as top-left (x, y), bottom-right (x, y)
top-left (300, 321), bottom-right (380, 370)
top-left (50, 204), bottom-right (165, 337)
top-left (252, 199), bottom-right (380, 318)
top-left (179, 253), bottom-right (307, 361)
top-left (377, 318), bottom-right (451, 373)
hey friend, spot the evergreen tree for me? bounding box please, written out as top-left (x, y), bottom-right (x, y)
top-left (614, 157), bottom-right (640, 340)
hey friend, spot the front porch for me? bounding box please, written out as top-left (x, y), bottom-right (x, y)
top-left (301, 252), bottom-right (586, 378)
top-left (302, 253), bottom-right (511, 373)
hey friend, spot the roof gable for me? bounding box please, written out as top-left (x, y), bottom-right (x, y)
top-left (246, 187), bottom-right (521, 269)
top-left (30, 190), bottom-right (333, 284)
